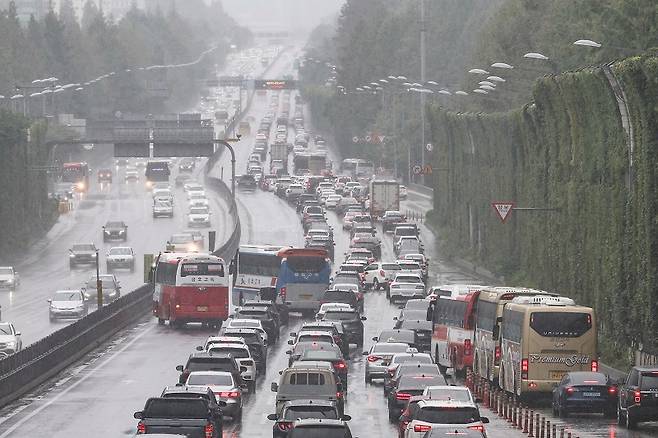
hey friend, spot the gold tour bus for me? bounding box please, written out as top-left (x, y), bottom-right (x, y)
top-left (474, 287), bottom-right (559, 384)
top-left (498, 295), bottom-right (597, 398)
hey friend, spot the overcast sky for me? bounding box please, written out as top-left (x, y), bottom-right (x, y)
top-left (220, 0), bottom-right (344, 37)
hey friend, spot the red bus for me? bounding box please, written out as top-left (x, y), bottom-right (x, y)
top-left (430, 291), bottom-right (480, 376)
top-left (61, 162), bottom-right (90, 192)
top-left (152, 252), bottom-right (230, 328)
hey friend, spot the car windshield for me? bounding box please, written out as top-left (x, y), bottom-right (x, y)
top-left (398, 375), bottom-right (447, 390)
top-left (186, 359), bottom-right (232, 372)
top-left (398, 263), bottom-right (420, 270)
top-left (72, 244), bottom-right (94, 251)
top-left (53, 291), bottom-right (81, 301)
top-left (372, 343), bottom-right (409, 354)
top-left (284, 406), bottom-right (339, 420)
top-left (640, 373), bottom-right (658, 390)
top-left (145, 399), bottom-right (208, 419)
top-left (105, 222), bottom-right (124, 228)
top-left (323, 311), bottom-right (358, 321)
top-left (186, 373), bottom-right (234, 386)
top-left (416, 406), bottom-right (480, 424)
top-left (0, 268), bottom-right (12, 275)
top-left (382, 264), bottom-right (401, 271)
top-left (0, 323), bottom-right (13, 335)
top-left (208, 347), bottom-right (249, 358)
top-left (109, 248), bottom-right (131, 255)
top-left (424, 388), bottom-right (472, 402)
top-left (86, 278), bottom-right (116, 288)
top-left (171, 235), bottom-right (193, 244)
top-left (394, 355), bottom-right (432, 364)
top-left (396, 276), bottom-right (421, 283)
top-left (302, 350), bottom-right (341, 361)
top-left (229, 320), bottom-right (260, 328)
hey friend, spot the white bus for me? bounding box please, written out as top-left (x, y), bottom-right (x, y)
top-left (234, 245), bottom-right (284, 304)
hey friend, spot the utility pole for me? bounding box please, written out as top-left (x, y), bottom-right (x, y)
top-left (419, 0), bottom-right (427, 186)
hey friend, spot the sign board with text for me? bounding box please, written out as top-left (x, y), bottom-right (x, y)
top-left (253, 79), bottom-right (298, 90)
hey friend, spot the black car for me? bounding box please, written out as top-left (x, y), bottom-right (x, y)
top-left (220, 328), bottom-right (267, 373)
top-left (374, 329), bottom-right (418, 350)
top-left (237, 174), bottom-right (257, 191)
top-left (69, 243), bottom-right (98, 268)
top-left (176, 352), bottom-right (244, 386)
top-left (287, 419), bottom-right (353, 438)
top-left (387, 374), bottom-right (447, 421)
top-left (296, 195), bottom-right (319, 213)
top-left (321, 309), bottom-right (366, 346)
top-left (296, 321), bottom-right (349, 359)
top-left (618, 366), bottom-right (658, 428)
top-left (243, 298), bottom-right (289, 326)
top-left (268, 400), bottom-right (345, 438)
top-left (306, 236), bottom-right (335, 261)
top-left (382, 212), bottom-right (406, 232)
top-left (233, 306), bottom-right (279, 344)
top-left (393, 319), bottom-right (432, 353)
top-left (134, 397), bottom-right (222, 437)
top-left (161, 385), bottom-right (224, 413)
top-left (321, 289), bottom-right (362, 313)
top-left (552, 371), bottom-right (617, 418)
top-left (102, 221), bottom-right (128, 242)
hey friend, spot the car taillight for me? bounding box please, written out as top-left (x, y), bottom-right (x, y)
top-left (468, 425), bottom-right (485, 432)
top-left (413, 424), bottom-right (431, 432)
top-left (333, 335), bottom-right (341, 343)
top-left (494, 346), bottom-right (501, 364)
top-left (205, 423), bottom-right (214, 438)
top-left (277, 422), bottom-right (293, 431)
top-left (137, 422), bottom-right (146, 434)
top-left (280, 287), bottom-right (286, 300)
top-left (367, 355), bottom-right (381, 362)
top-left (591, 360), bottom-right (599, 372)
top-left (521, 358), bottom-right (529, 380)
top-left (635, 390), bottom-right (642, 403)
top-left (334, 361), bottom-right (347, 370)
top-left (608, 386), bottom-right (617, 395)
top-left (336, 391), bottom-right (343, 398)
top-left (566, 386), bottom-right (574, 394)
top-left (388, 368), bottom-right (396, 377)
top-left (464, 339), bottom-right (472, 355)
top-left (218, 391), bottom-right (240, 398)
top-left (396, 392), bottom-right (411, 401)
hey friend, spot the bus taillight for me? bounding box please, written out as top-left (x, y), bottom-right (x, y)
top-left (591, 360), bottom-right (598, 372)
top-left (521, 358), bottom-right (529, 380)
top-left (280, 287), bottom-right (286, 301)
top-left (494, 346), bottom-right (501, 364)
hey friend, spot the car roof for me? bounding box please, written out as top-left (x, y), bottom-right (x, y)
top-left (292, 419), bottom-right (347, 427)
top-left (290, 361), bottom-right (334, 370)
top-left (161, 385), bottom-right (213, 396)
top-left (282, 399), bottom-right (336, 408)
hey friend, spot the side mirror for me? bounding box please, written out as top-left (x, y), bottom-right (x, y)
top-left (361, 316), bottom-right (367, 321)
top-left (15, 332), bottom-right (20, 336)
top-left (481, 417), bottom-right (490, 424)
top-left (176, 365), bottom-right (184, 372)
top-left (342, 415), bottom-right (352, 421)
top-left (133, 411), bottom-right (143, 419)
top-left (475, 397), bottom-right (483, 404)
top-left (267, 413), bottom-right (278, 421)
top-left (288, 332), bottom-right (296, 339)
top-left (393, 316), bottom-right (398, 320)
top-left (372, 336), bottom-right (378, 341)
top-left (217, 400), bottom-right (227, 407)
top-left (196, 345), bottom-right (204, 351)
top-left (47, 299), bottom-right (52, 303)
top-left (285, 350), bottom-right (292, 355)
top-left (362, 351), bottom-right (369, 356)
top-left (271, 382), bottom-right (278, 392)
top-left (240, 383), bottom-right (248, 389)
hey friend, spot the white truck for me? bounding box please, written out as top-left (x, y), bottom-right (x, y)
top-left (270, 142), bottom-right (288, 173)
top-left (369, 180), bottom-right (400, 219)
top-left (0, 267), bottom-right (19, 290)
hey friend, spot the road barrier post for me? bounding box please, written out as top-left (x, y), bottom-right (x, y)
top-left (523, 407), bottom-right (529, 433)
top-left (535, 413), bottom-right (540, 437)
top-left (540, 417), bottom-right (545, 438)
top-left (552, 423), bottom-right (556, 438)
top-left (546, 420), bottom-right (551, 438)
top-left (528, 410), bottom-right (534, 437)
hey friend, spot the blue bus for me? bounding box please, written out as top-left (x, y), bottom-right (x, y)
top-left (275, 248), bottom-right (332, 315)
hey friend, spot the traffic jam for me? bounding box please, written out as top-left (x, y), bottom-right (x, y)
top-left (126, 70), bottom-right (636, 438)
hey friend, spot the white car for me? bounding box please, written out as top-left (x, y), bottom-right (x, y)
top-left (403, 399), bottom-right (488, 438)
top-left (206, 343), bottom-right (257, 390)
top-left (422, 385), bottom-right (477, 403)
top-left (188, 193), bottom-right (209, 208)
top-left (0, 322), bottom-right (22, 357)
top-left (315, 302), bottom-right (353, 320)
top-left (0, 266), bottom-right (19, 289)
top-left (106, 246), bottom-right (135, 271)
top-left (187, 189), bottom-right (206, 201)
top-left (399, 185), bottom-right (408, 199)
top-left (363, 262), bottom-right (402, 290)
top-left (224, 318), bottom-right (269, 345)
top-left (153, 199), bottom-right (174, 218)
top-left (325, 195), bottom-right (342, 209)
top-left (152, 188), bottom-right (173, 200)
top-left (183, 181), bottom-right (202, 193)
top-left (396, 261), bottom-right (423, 278)
top-left (187, 205), bottom-right (211, 227)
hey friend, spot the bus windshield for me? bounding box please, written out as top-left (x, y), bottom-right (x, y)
top-left (285, 256), bottom-right (328, 273)
top-left (530, 312), bottom-right (591, 337)
top-left (180, 263), bottom-right (224, 277)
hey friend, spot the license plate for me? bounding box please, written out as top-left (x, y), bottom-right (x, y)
top-left (299, 294), bottom-right (313, 299)
top-left (583, 392), bottom-right (600, 397)
top-left (550, 371), bottom-right (566, 380)
top-left (197, 306), bottom-right (208, 312)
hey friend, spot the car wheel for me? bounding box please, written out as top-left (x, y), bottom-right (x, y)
top-left (235, 408), bottom-right (243, 422)
top-left (626, 410), bottom-right (637, 429)
top-left (386, 288), bottom-right (390, 299)
top-left (365, 373), bottom-right (372, 384)
top-left (388, 407), bottom-right (398, 423)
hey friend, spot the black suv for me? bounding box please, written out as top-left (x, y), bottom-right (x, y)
top-left (233, 306), bottom-right (280, 343)
top-left (243, 298), bottom-right (289, 326)
top-left (618, 366), bottom-right (658, 429)
top-left (220, 328), bottom-right (268, 373)
top-left (102, 221), bottom-right (128, 242)
top-left (176, 352), bottom-right (244, 385)
top-left (321, 309), bottom-right (366, 346)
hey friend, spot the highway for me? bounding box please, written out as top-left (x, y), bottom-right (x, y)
top-left (0, 44), bottom-right (654, 438)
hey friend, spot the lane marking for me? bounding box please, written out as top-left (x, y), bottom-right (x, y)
top-left (0, 322), bottom-right (155, 437)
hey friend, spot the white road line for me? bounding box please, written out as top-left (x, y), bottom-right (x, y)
top-left (0, 322), bottom-right (155, 437)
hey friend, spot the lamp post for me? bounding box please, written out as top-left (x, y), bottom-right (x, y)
top-left (95, 248), bottom-right (103, 308)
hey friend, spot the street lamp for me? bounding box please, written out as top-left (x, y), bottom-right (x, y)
top-left (479, 81), bottom-right (495, 87)
top-left (487, 76), bottom-right (506, 83)
top-left (455, 91), bottom-right (469, 96)
top-left (468, 68), bottom-right (490, 75)
top-left (473, 89), bottom-right (488, 95)
top-left (524, 52), bottom-right (550, 60)
top-left (491, 62), bottom-right (514, 69)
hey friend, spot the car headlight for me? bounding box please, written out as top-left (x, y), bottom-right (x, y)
top-left (92, 253), bottom-right (97, 258)
top-left (6, 341), bottom-right (16, 348)
top-left (118, 230), bottom-right (125, 234)
top-left (69, 254), bottom-right (75, 258)
top-left (107, 291), bottom-right (117, 296)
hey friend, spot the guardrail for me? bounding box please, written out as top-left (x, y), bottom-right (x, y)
top-left (0, 284), bottom-right (152, 407)
top-left (408, 182), bottom-right (434, 198)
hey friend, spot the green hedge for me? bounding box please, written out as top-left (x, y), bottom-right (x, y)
top-left (429, 55), bottom-right (658, 360)
top-left (0, 111), bottom-right (57, 258)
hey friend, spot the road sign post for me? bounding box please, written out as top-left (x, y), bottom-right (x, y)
top-left (491, 201), bottom-right (515, 223)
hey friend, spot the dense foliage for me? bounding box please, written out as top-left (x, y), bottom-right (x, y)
top-left (428, 54), bottom-right (658, 366)
top-left (0, 0), bottom-right (250, 116)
